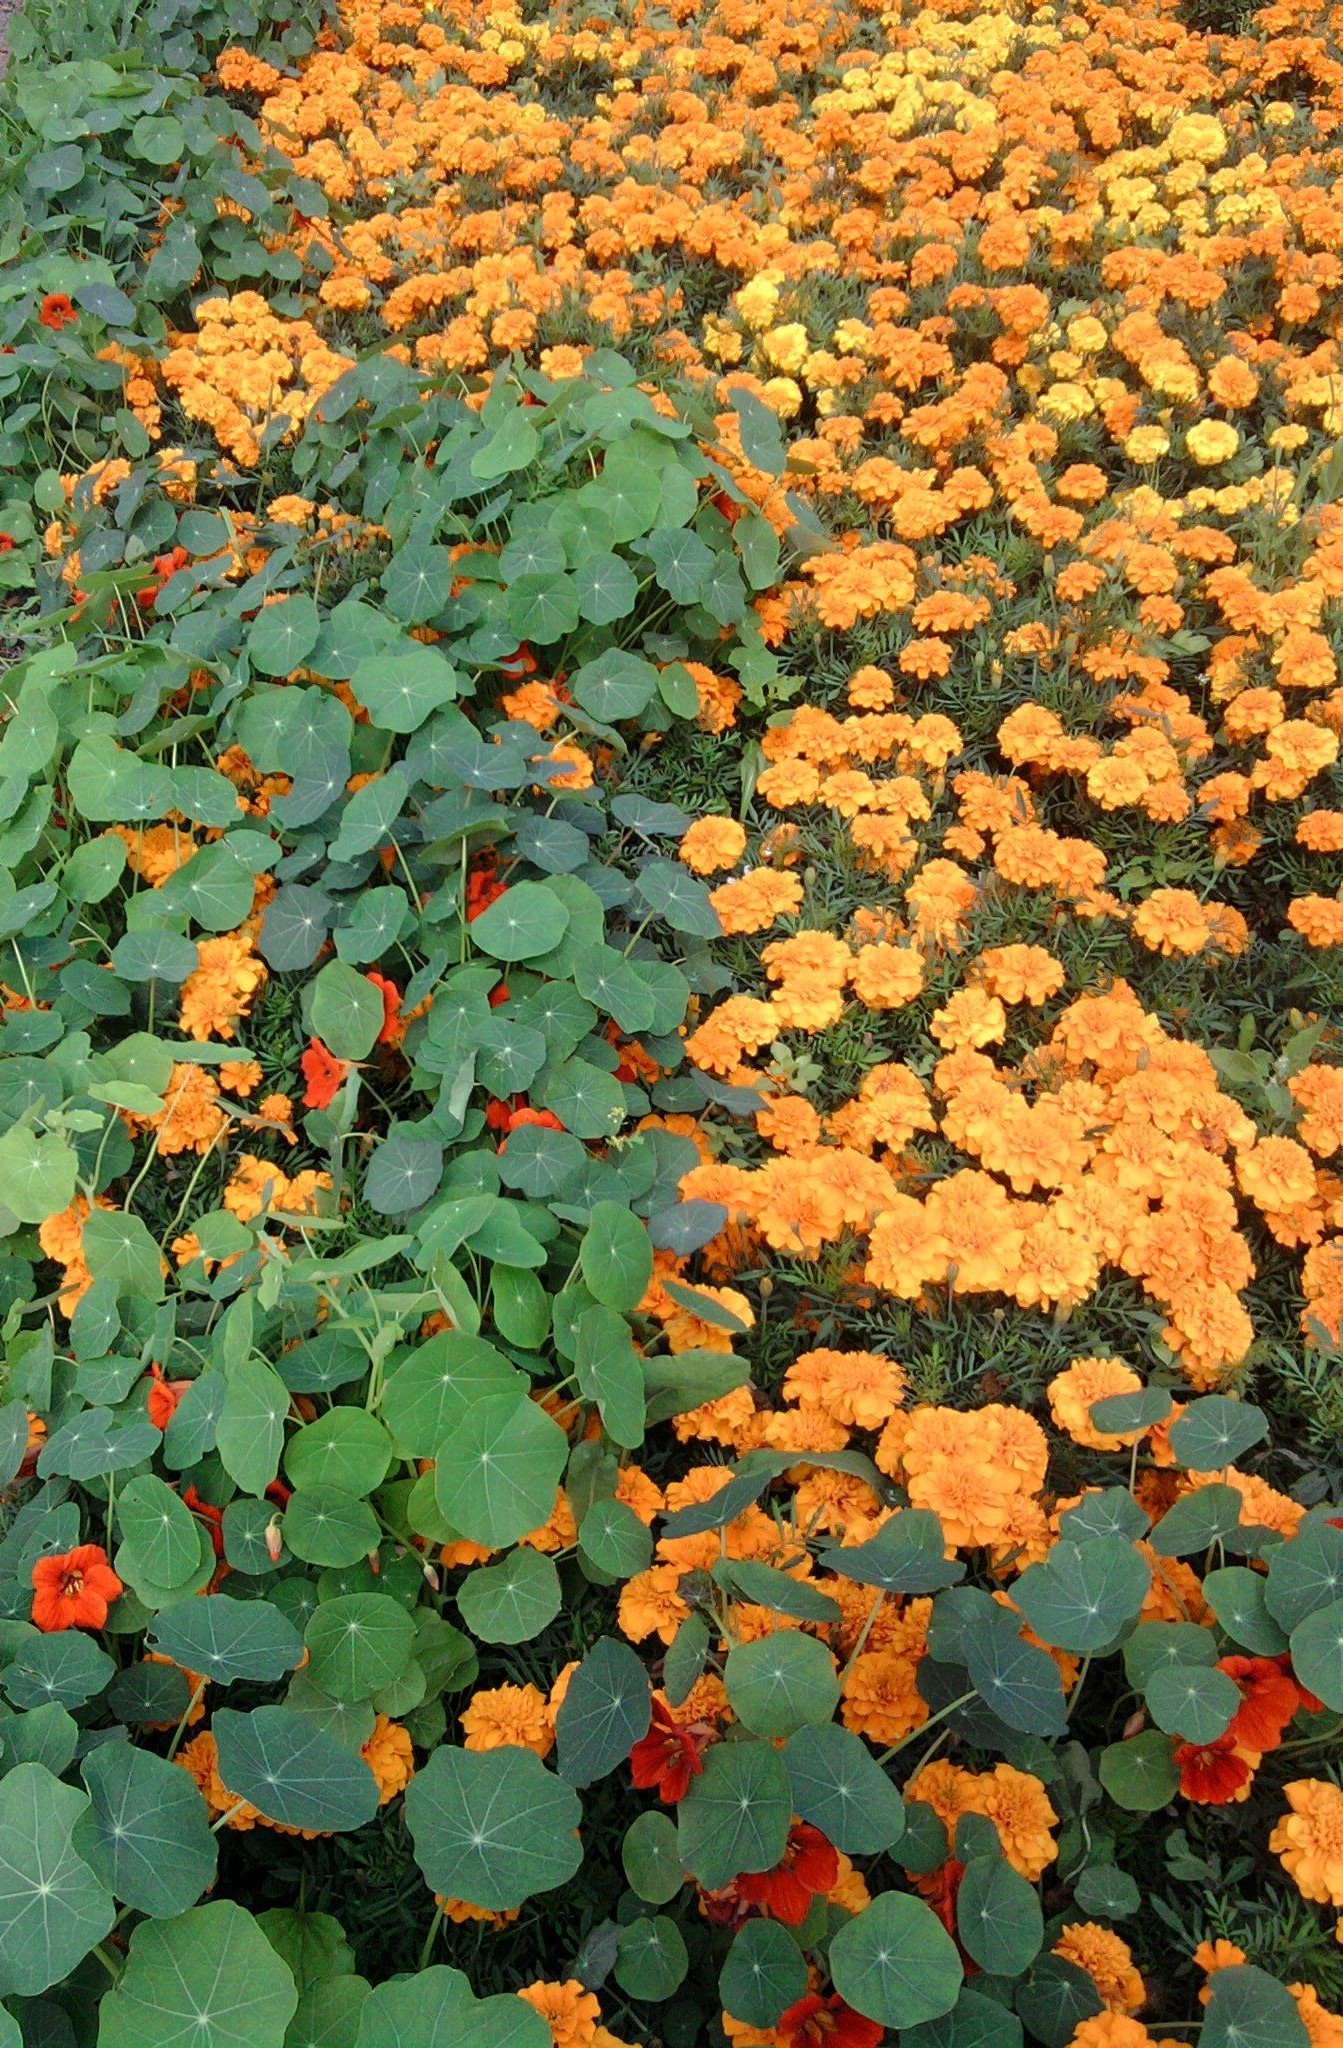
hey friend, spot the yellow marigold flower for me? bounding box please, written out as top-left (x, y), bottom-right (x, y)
top-left (460, 1684), bottom-right (554, 1759)
top-left (1054, 1923), bottom-right (1146, 2014)
top-left (361, 1715), bottom-right (414, 1803)
top-left (1047, 1357), bottom-right (1147, 1450)
top-left (1271, 1782), bottom-right (1343, 1907)
top-left (517, 1980), bottom-right (602, 2048)
top-left (1186, 420), bottom-right (1240, 466)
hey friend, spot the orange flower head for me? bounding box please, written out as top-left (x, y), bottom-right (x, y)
top-left (32, 1544), bottom-right (123, 1632)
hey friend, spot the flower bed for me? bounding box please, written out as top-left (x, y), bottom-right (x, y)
top-left (0, 0), bottom-right (1341, 2041)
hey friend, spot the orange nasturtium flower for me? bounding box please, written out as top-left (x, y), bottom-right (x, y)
top-left (301, 1037), bottom-right (352, 1109)
top-left (32, 1544), bottom-right (123, 1632)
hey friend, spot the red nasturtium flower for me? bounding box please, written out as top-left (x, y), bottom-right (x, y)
top-left (0, 534), bottom-right (15, 553)
top-left (778, 1993), bottom-right (884, 2048)
top-left (365, 971), bottom-right (403, 1046)
top-left (145, 1362), bottom-right (193, 1430)
top-left (629, 1697), bottom-right (710, 1802)
top-left (1174, 1731), bottom-right (1252, 1804)
top-left (38, 292), bottom-right (77, 331)
top-left (916, 1857), bottom-right (966, 1938)
top-left (465, 854), bottom-right (508, 921)
top-left (499, 642), bottom-right (538, 679)
top-left (506, 1105), bottom-right (565, 1134)
top-left (301, 1037), bottom-right (352, 1109)
top-left (1219, 1655), bottom-right (1301, 1751)
top-left (31, 1545), bottom-right (122, 1632)
top-left (736, 1822), bottom-right (839, 1925)
top-left (182, 1484), bottom-right (225, 1558)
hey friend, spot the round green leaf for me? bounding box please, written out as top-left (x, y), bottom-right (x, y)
top-left (285, 1411), bottom-right (392, 1499)
top-left (304, 1595), bottom-right (416, 1702)
top-left (1203, 1966), bottom-right (1310, 2048)
top-left (1015, 1958), bottom-right (1103, 2048)
top-left (456, 1549), bottom-right (561, 1645)
top-left (1203, 1567), bottom-right (1290, 1656)
top-left (676, 1739), bottom-right (792, 1890)
top-left (1266, 1518), bottom-right (1343, 1631)
top-left (469, 884), bottom-right (570, 962)
top-left (213, 1707), bottom-right (380, 1833)
top-left (404, 1745), bottom-right (582, 1911)
top-left (381, 1335), bottom-right (523, 1458)
top-left (579, 1499), bottom-right (653, 1579)
top-left (1167, 1397), bottom-right (1268, 1472)
top-left (573, 1306), bottom-right (646, 1450)
top-left (283, 1488), bottom-right (381, 1569)
top-left (97, 1900), bottom-right (298, 2048)
top-left (148, 1596), bottom-right (303, 1685)
top-left (579, 1203), bottom-right (654, 1312)
top-left (783, 1723), bottom-right (905, 1855)
top-left (0, 1764), bottom-right (113, 1998)
top-left (830, 1890), bottom-right (963, 2030)
top-left (622, 1811), bottom-right (685, 1905)
top-left (554, 1635), bottom-right (651, 1787)
top-left (719, 1918), bottom-right (807, 2029)
top-left (115, 1474), bottom-right (203, 1595)
top-left (309, 963), bottom-right (385, 1062)
top-left (432, 1389), bottom-right (567, 1548)
top-left (1145, 1663), bottom-right (1239, 1742)
top-left (956, 1857), bottom-right (1044, 1976)
top-left (0, 1129), bottom-right (77, 1225)
top-left (248, 595), bottom-right (321, 677)
top-left (614, 1916), bottom-right (687, 2002)
top-left (1289, 1598), bottom-right (1343, 1711)
top-left (1013, 1536), bottom-right (1150, 1654)
top-left (79, 1743), bottom-right (217, 1919)
top-left (725, 1632), bottom-right (839, 1738)
top-left (1097, 1732), bottom-right (1178, 1812)
top-left (355, 1965), bottom-right (548, 2048)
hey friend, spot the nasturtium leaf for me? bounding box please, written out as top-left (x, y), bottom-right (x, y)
top-left (1203, 1568), bottom-right (1290, 1656)
top-left (491, 1265), bottom-right (550, 1349)
top-left (310, 963), bottom-right (385, 1062)
top-left (82, 1210), bottom-right (165, 1302)
top-left (578, 1498), bottom-right (652, 1579)
top-left (304, 1595), bottom-right (416, 1702)
top-left (579, 1202), bottom-right (653, 1312)
top-left (1012, 1537), bottom-right (1150, 1653)
top-left (404, 1745), bottom-right (582, 1911)
top-left (573, 1306), bottom-right (646, 1450)
top-left (115, 1473), bottom-right (202, 1594)
top-left (622, 1811), bottom-right (685, 1905)
top-left (1073, 1866), bottom-right (1142, 1919)
top-left (782, 1724), bottom-right (905, 1855)
top-left (456, 1550), bottom-right (561, 1645)
top-left (1014, 1959), bottom-right (1103, 2048)
top-left (148, 1596), bottom-right (304, 1685)
top-left (79, 1743), bottom-right (217, 1918)
top-left (156, 843), bottom-right (255, 933)
top-left (1266, 1519), bottom-right (1343, 1632)
top-left (1097, 1732), bottom-right (1179, 1812)
top-left (1203, 1967), bottom-right (1310, 2048)
top-left (365, 1135), bottom-right (443, 1216)
top-left (0, 1703), bottom-right (76, 1777)
top-left (259, 885), bottom-right (334, 971)
top-left (1058, 1489), bottom-right (1148, 1545)
top-left (818, 1510), bottom-right (964, 1595)
top-left (1147, 1484), bottom-right (1244, 1557)
top-left (956, 1857), bottom-right (1044, 1976)
top-left (555, 1636), bottom-right (651, 1786)
top-left (216, 1360), bottom-right (288, 1496)
top-left (634, 860), bottom-right (722, 937)
top-left (213, 1707), bottom-right (380, 1833)
top-left (380, 1334), bottom-right (522, 1458)
top-left (905, 1990), bottom-right (1025, 2048)
top-left (1123, 1623), bottom-right (1218, 1691)
top-left (573, 552), bottom-right (638, 626)
top-left (731, 389), bottom-right (787, 476)
top-left (2, 1632), bottom-right (114, 1711)
top-left (432, 1388), bottom-right (568, 1548)
top-left (677, 1740), bottom-right (792, 1890)
top-left (830, 1891), bottom-right (963, 2030)
top-left (0, 1128), bottom-right (77, 1225)
top-left (354, 1965), bottom-right (549, 2048)
top-left (962, 1612), bottom-right (1068, 1736)
top-left (285, 1411), bottom-right (392, 1499)
top-left (248, 595), bottom-right (321, 676)
top-left (1167, 1397), bottom-right (1268, 1471)
top-left (570, 649), bottom-right (659, 722)
top-left (1144, 1662), bottom-right (1239, 1742)
top-left (0, 1765), bottom-right (113, 1999)
top-left (720, 1919), bottom-right (808, 2029)
top-left (537, 1058), bottom-right (626, 1140)
top-left (614, 1916), bottom-right (688, 2002)
top-left (469, 884), bottom-right (570, 962)
top-left (1289, 1598), bottom-right (1343, 1711)
top-left (350, 646), bottom-right (459, 733)
top-left (286, 1976), bottom-right (370, 2048)
top-left (98, 1900), bottom-right (299, 2048)
top-left (724, 1631), bottom-right (840, 1738)
top-left (717, 1561), bottom-right (842, 1625)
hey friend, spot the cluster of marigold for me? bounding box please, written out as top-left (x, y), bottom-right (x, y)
top-left (434, 1334), bottom-right (1343, 2046)
top-left (667, 665), bottom-right (1343, 1386)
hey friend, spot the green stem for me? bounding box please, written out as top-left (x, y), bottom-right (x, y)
top-left (418, 1902), bottom-right (445, 1971)
top-left (876, 1690), bottom-right (976, 1767)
